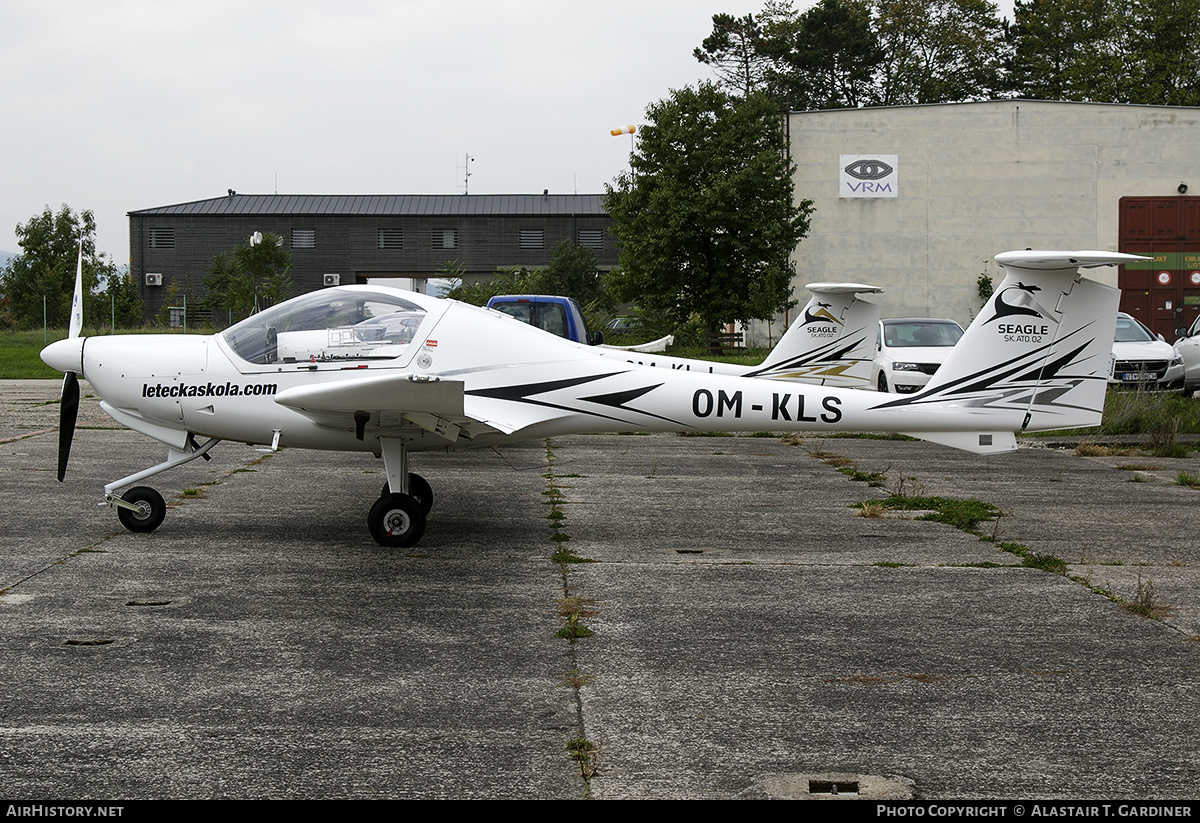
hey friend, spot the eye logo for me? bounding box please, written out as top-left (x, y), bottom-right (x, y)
top-left (844, 159), bottom-right (894, 180)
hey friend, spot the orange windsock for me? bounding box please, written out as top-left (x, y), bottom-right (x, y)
top-left (610, 125), bottom-right (636, 136)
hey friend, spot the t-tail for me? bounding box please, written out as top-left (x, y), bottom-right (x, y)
top-left (745, 282), bottom-right (883, 388)
top-left (870, 250), bottom-right (1137, 454)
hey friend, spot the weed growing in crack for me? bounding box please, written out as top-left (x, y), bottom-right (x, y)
top-left (559, 668), bottom-right (595, 688)
top-left (1125, 575), bottom-right (1172, 619)
top-left (565, 737), bottom-right (602, 779)
top-left (556, 613), bottom-right (594, 639)
top-left (1175, 470), bottom-right (1200, 489)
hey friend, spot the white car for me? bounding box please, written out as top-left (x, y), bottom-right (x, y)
top-left (1111, 312), bottom-right (1183, 390)
top-left (873, 317), bottom-right (965, 393)
top-left (1175, 315), bottom-right (1200, 395)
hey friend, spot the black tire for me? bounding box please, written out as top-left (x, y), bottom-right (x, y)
top-left (368, 493), bottom-right (426, 548)
top-left (117, 486), bottom-right (167, 533)
top-left (380, 472), bottom-right (434, 515)
top-left (877, 373), bottom-right (889, 393)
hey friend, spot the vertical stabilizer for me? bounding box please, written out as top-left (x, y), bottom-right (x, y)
top-left (876, 251), bottom-right (1137, 436)
top-left (747, 283), bottom-right (882, 388)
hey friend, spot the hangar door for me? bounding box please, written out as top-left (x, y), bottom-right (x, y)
top-left (1118, 196), bottom-right (1200, 341)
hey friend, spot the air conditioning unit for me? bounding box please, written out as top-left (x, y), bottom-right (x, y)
top-left (145, 273), bottom-right (163, 286)
top-left (323, 273), bottom-right (341, 286)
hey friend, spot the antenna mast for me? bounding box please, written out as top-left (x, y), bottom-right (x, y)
top-left (460, 152), bottom-right (474, 195)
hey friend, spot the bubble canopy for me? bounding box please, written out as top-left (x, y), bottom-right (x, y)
top-left (221, 289), bottom-right (432, 365)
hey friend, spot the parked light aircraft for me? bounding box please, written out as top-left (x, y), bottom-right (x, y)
top-left (42, 250), bottom-right (1136, 548)
top-left (591, 282), bottom-right (883, 389)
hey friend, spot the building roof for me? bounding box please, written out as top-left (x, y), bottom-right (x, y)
top-left (129, 193), bottom-right (609, 218)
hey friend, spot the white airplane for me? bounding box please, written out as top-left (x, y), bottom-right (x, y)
top-left (42, 249), bottom-right (1136, 548)
top-left (590, 282), bottom-right (883, 389)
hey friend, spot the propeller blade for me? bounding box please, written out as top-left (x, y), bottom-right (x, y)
top-left (57, 371), bottom-right (79, 482)
top-left (69, 238), bottom-right (84, 339)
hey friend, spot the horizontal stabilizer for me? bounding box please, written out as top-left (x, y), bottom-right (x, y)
top-left (994, 250), bottom-right (1150, 271)
top-left (902, 430), bottom-right (1017, 455)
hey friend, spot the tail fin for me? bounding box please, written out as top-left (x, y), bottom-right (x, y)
top-left (747, 282), bottom-right (882, 388)
top-left (875, 251), bottom-right (1136, 451)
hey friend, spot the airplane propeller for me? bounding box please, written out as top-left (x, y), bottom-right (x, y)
top-left (57, 371), bottom-right (79, 481)
top-left (56, 240), bottom-right (85, 482)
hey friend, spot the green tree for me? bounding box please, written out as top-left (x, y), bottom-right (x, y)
top-left (1005, 0), bottom-right (1126, 101)
top-left (444, 266), bottom-right (535, 306)
top-left (1006, 0), bottom-right (1200, 105)
top-left (603, 84), bottom-right (812, 333)
top-left (693, 13), bottom-right (771, 97)
top-left (527, 241), bottom-right (614, 315)
top-left (771, 0), bottom-right (883, 110)
top-left (872, 0), bottom-right (1007, 105)
top-left (93, 270), bottom-right (145, 329)
top-left (203, 232), bottom-right (292, 321)
top-left (0, 205), bottom-right (127, 330)
top-left (1125, 0), bottom-right (1200, 106)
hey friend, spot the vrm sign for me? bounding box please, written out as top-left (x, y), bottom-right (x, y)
top-left (840, 154), bottom-right (898, 198)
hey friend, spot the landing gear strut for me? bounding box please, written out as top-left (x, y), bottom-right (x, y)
top-left (106, 437), bottom-right (220, 535)
top-left (369, 438), bottom-right (432, 547)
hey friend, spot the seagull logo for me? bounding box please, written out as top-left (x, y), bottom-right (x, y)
top-left (804, 301), bottom-right (842, 326)
top-left (984, 282), bottom-right (1050, 324)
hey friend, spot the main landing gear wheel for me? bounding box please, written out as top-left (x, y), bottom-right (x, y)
top-left (116, 486), bottom-right (167, 533)
top-left (368, 493), bottom-right (426, 548)
top-left (380, 472), bottom-right (433, 515)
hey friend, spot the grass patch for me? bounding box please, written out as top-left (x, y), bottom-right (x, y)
top-left (839, 466), bottom-right (887, 486)
top-left (0, 330), bottom-right (65, 379)
top-left (1039, 388), bottom-right (1200, 443)
top-left (864, 495), bottom-right (999, 532)
top-left (1125, 576), bottom-right (1172, 619)
top-left (555, 614), bottom-right (594, 639)
top-left (856, 501), bottom-right (891, 518)
top-left (1176, 470), bottom-right (1200, 488)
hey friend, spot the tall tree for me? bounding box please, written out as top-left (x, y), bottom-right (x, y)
top-left (1006, 0), bottom-right (1200, 105)
top-left (604, 84), bottom-right (812, 333)
top-left (203, 232), bottom-right (292, 321)
top-left (872, 0), bottom-right (1007, 105)
top-left (771, 0), bottom-right (883, 110)
top-left (693, 13), bottom-right (770, 97)
top-left (1125, 0), bottom-right (1200, 106)
top-left (528, 241), bottom-right (614, 316)
top-left (1005, 0), bottom-right (1126, 101)
top-left (0, 205), bottom-right (132, 330)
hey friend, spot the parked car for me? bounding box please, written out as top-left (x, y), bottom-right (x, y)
top-left (873, 317), bottom-right (965, 393)
top-left (1111, 312), bottom-right (1183, 390)
top-left (1175, 315), bottom-right (1200, 395)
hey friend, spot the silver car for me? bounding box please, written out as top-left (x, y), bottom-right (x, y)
top-left (1170, 315), bottom-right (1200, 395)
top-left (1110, 312), bottom-right (1183, 390)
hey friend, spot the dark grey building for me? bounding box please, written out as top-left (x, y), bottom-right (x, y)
top-left (128, 193), bottom-right (617, 322)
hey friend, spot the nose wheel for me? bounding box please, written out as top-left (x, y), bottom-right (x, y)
top-left (115, 486), bottom-right (167, 533)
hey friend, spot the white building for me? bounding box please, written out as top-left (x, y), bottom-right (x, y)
top-left (766, 100), bottom-right (1200, 344)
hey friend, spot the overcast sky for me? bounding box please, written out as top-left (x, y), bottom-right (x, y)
top-left (0, 1), bottom-right (1013, 266)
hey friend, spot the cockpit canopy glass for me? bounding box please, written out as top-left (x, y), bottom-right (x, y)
top-left (221, 290), bottom-right (428, 365)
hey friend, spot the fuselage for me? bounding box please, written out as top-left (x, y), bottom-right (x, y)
top-left (43, 287), bottom-right (1023, 456)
